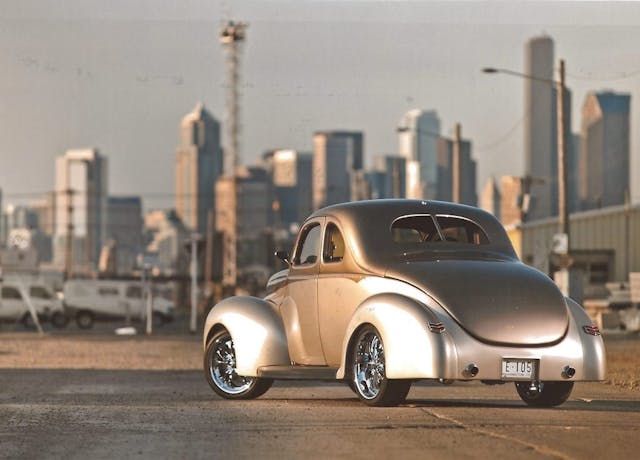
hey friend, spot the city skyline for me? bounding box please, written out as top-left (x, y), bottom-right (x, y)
top-left (1, 1), bottom-right (639, 209)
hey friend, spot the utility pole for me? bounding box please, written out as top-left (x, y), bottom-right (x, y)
top-left (452, 123), bottom-right (462, 203)
top-left (220, 21), bottom-right (247, 295)
top-left (189, 233), bottom-right (202, 333)
top-left (64, 171), bottom-right (75, 281)
top-left (556, 59), bottom-right (572, 295)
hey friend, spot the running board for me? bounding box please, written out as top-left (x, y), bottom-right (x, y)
top-left (257, 365), bottom-right (338, 380)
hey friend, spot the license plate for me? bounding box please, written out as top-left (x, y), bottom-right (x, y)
top-left (501, 359), bottom-right (537, 380)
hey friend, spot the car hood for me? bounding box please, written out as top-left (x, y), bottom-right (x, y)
top-left (385, 259), bottom-right (569, 346)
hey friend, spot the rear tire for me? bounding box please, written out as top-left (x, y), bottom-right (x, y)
top-left (204, 328), bottom-right (272, 400)
top-left (515, 381), bottom-right (573, 407)
top-left (75, 310), bottom-right (94, 329)
top-left (350, 325), bottom-right (411, 407)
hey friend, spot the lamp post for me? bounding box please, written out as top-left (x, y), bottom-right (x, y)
top-left (483, 60), bottom-right (571, 294)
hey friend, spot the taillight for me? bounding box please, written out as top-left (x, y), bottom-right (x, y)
top-left (428, 322), bottom-right (446, 333)
top-left (582, 325), bottom-right (601, 336)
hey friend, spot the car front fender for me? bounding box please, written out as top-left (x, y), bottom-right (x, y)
top-left (203, 296), bottom-right (290, 376)
top-left (336, 293), bottom-right (457, 380)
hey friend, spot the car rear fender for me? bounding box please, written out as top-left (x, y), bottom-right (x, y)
top-left (203, 296), bottom-right (291, 377)
top-left (337, 293), bottom-right (457, 379)
top-left (565, 297), bottom-right (606, 380)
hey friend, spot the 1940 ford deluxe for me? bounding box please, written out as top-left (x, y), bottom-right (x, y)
top-left (203, 200), bottom-right (605, 406)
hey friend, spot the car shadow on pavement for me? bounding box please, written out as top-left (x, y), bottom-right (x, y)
top-left (404, 398), bottom-right (640, 412)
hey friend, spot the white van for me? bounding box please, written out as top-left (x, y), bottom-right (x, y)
top-left (63, 280), bottom-right (175, 329)
top-left (0, 281), bottom-right (67, 328)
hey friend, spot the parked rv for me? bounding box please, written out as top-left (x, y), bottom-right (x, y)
top-left (63, 280), bottom-right (175, 329)
top-left (0, 281), bottom-right (67, 328)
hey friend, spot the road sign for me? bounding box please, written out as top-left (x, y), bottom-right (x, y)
top-left (552, 233), bottom-right (568, 255)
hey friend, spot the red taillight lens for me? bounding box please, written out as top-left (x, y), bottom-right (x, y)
top-left (583, 325), bottom-right (601, 336)
top-left (428, 322), bottom-right (446, 333)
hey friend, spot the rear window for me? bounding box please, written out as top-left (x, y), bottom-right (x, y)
top-left (391, 214), bottom-right (489, 245)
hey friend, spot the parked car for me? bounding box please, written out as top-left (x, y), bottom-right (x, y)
top-left (0, 281), bottom-right (67, 328)
top-left (63, 280), bottom-right (175, 329)
top-left (203, 200), bottom-right (606, 406)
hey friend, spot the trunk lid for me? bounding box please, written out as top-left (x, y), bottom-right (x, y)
top-left (386, 258), bottom-right (568, 346)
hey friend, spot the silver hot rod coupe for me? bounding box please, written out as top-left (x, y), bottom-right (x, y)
top-left (203, 200), bottom-right (605, 407)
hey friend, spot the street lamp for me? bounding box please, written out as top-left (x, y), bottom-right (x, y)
top-left (483, 60), bottom-right (571, 294)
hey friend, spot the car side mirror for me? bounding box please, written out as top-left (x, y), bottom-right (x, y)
top-left (275, 250), bottom-right (291, 266)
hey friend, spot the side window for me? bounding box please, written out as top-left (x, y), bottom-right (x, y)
top-left (98, 286), bottom-right (119, 296)
top-left (126, 285), bottom-right (142, 299)
top-left (2, 287), bottom-right (22, 300)
top-left (30, 286), bottom-right (53, 299)
top-left (323, 223), bottom-right (345, 263)
top-left (294, 223), bottom-right (321, 266)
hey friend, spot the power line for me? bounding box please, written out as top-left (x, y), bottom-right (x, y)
top-left (476, 114), bottom-right (527, 151)
top-left (567, 69), bottom-right (640, 82)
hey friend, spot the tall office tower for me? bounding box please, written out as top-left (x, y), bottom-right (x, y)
top-left (524, 35), bottom-right (557, 220)
top-left (367, 155), bottom-right (407, 199)
top-left (579, 91), bottom-right (631, 210)
top-left (398, 109), bottom-right (441, 199)
top-left (106, 196), bottom-right (144, 275)
top-left (435, 132), bottom-right (478, 206)
top-left (175, 103), bottom-right (223, 235)
top-left (480, 177), bottom-right (501, 221)
top-left (29, 192), bottom-right (56, 235)
top-left (500, 176), bottom-right (525, 227)
top-left (53, 148), bottom-right (108, 273)
top-left (568, 133), bottom-right (581, 213)
top-left (270, 150), bottom-right (313, 226)
top-left (312, 131), bottom-right (363, 210)
top-left (216, 167), bottom-right (271, 278)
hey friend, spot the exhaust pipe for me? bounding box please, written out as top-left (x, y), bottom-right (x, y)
top-left (562, 365), bottom-right (576, 379)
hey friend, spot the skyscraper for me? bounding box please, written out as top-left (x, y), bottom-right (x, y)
top-left (480, 177), bottom-right (501, 221)
top-left (367, 155), bottom-right (407, 199)
top-left (106, 196), bottom-right (144, 275)
top-left (436, 130), bottom-right (478, 206)
top-left (579, 91), bottom-right (631, 210)
top-left (175, 103), bottom-right (223, 235)
top-left (53, 148), bottom-right (108, 273)
top-left (524, 35), bottom-right (557, 220)
top-left (398, 109), bottom-right (441, 199)
top-left (270, 149), bottom-right (313, 226)
top-left (312, 131), bottom-right (363, 209)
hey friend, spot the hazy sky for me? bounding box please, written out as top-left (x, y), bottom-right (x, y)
top-left (1, 0), bottom-right (639, 210)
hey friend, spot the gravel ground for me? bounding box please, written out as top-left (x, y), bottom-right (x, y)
top-left (1, 330), bottom-right (639, 391)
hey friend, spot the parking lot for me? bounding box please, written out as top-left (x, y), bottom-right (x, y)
top-left (1, 329), bottom-right (639, 459)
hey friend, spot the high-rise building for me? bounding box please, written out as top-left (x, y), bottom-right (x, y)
top-left (269, 150), bottom-right (313, 226)
top-left (175, 102), bottom-right (223, 235)
top-left (216, 167), bottom-right (272, 285)
top-left (367, 155), bottom-right (407, 199)
top-left (579, 91), bottom-right (631, 210)
top-left (524, 35), bottom-right (558, 220)
top-left (53, 148), bottom-right (108, 273)
top-left (436, 130), bottom-right (477, 206)
top-left (398, 109), bottom-right (441, 199)
top-left (500, 176), bottom-right (525, 227)
top-left (106, 196), bottom-right (144, 275)
top-left (312, 131), bottom-right (363, 209)
top-left (29, 192), bottom-right (56, 235)
top-left (480, 177), bottom-right (501, 221)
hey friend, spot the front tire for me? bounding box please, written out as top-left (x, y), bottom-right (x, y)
top-left (515, 381), bottom-right (574, 407)
top-left (350, 325), bottom-right (411, 407)
top-left (75, 310), bottom-right (94, 329)
top-left (204, 328), bottom-right (272, 400)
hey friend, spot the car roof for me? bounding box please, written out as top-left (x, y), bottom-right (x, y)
top-left (307, 199), bottom-right (518, 274)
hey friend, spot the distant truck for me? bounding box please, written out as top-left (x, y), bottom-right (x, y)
top-left (63, 280), bottom-right (175, 329)
top-left (0, 281), bottom-right (67, 328)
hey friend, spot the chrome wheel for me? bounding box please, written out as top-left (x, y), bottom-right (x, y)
top-left (353, 330), bottom-right (385, 399)
top-left (208, 333), bottom-right (253, 395)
